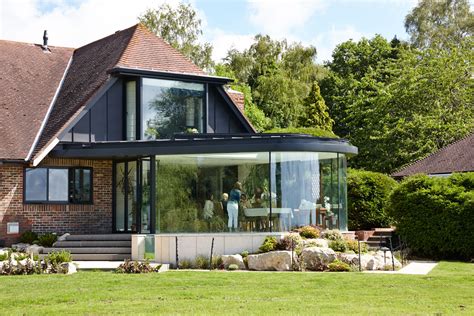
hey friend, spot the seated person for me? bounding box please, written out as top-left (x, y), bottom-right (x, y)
top-left (203, 192), bottom-right (214, 220)
top-left (240, 193), bottom-right (252, 210)
top-left (221, 193), bottom-right (228, 214)
top-left (251, 187), bottom-right (264, 208)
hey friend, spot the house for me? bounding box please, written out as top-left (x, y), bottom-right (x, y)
top-left (0, 25), bottom-right (357, 261)
top-left (392, 132), bottom-right (474, 178)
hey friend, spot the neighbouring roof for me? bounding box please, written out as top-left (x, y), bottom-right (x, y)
top-left (392, 132), bottom-right (474, 177)
top-left (0, 40), bottom-right (73, 160)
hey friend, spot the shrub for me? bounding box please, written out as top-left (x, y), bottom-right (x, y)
top-left (0, 258), bottom-right (44, 275)
top-left (329, 239), bottom-right (347, 252)
top-left (259, 236), bottom-right (278, 253)
top-left (194, 255), bottom-right (210, 269)
top-left (19, 231), bottom-right (38, 244)
top-left (38, 233), bottom-right (57, 247)
top-left (178, 259), bottom-right (193, 269)
top-left (277, 233), bottom-right (303, 251)
top-left (228, 264), bottom-right (239, 271)
top-left (45, 250), bottom-right (72, 264)
top-left (116, 259), bottom-right (161, 273)
top-left (328, 259), bottom-right (351, 272)
top-left (297, 225), bottom-right (320, 239)
top-left (348, 169), bottom-right (398, 230)
top-left (0, 253), bottom-right (8, 261)
top-left (264, 127), bottom-right (337, 138)
top-left (211, 256), bottom-right (223, 270)
top-left (240, 250), bottom-right (249, 258)
top-left (346, 240), bottom-right (368, 253)
top-left (389, 173), bottom-right (474, 260)
top-left (323, 230), bottom-right (344, 241)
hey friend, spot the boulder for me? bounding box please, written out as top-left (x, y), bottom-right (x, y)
top-left (221, 254), bottom-right (246, 270)
top-left (373, 251), bottom-right (402, 270)
top-left (60, 262), bottom-right (77, 274)
top-left (57, 233), bottom-right (70, 242)
top-left (26, 245), bottom-right (43, 255)
top-left (301, 247), bottom-right (336, 271)
top-left (247, 251), bottom-right (296, 271)
top-left (338, 253), bottom-right (372, 270)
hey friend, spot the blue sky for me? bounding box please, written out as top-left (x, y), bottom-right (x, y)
top-left (0, 0), bottom-right (418, 62)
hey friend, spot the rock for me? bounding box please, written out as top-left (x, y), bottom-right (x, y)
top-left (315, 238), bottom-right (329, 248)
top-left (26, 245), bottom-right (43, 255)
top-left (221, 254), bottom-right (246, 270)
top-left (338, 253), bottom-right (372, 270)
top-left (58, 233), bottom-right (70, 241)
top-left (248, 251), bottom-right (296, 271)
top-left (301, 247), bottom-right (336, 271)
top-left (60, 262), bottom-right (77, 274)
top-left (12, 243), bottom-right (29, 252)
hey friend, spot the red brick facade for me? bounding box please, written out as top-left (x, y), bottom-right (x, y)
top-left (0, 157), bottom-right (112, 245)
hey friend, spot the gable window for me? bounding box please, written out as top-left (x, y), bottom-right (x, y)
top-left (141, 78), bottom-right (204, 139)
top-left (25, 167), bottom-right (92, 204)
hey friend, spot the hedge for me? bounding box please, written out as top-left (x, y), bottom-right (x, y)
top-left (264, 127), bottom-right (337, 138)
top-left (347, 169), bottom-right (398, 230)
top-left (389, 173), bottom-right (474, 260)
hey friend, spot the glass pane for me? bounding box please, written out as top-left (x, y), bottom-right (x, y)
top-left (142, 78), bottom-right (204, 139)
top-left (141, 159), bottom-right (151, 233)
top-left (155, 152), bottom-right (270, 233)
top-left (48, 169), bottom-right (68, 201)
top-left (270, 152), bottom-right (321, 232)
top-left (71, 169), bottom-right (92, 203)
top-left (115, 163), bottom-right (126, 232)
top-left (338, 154), bottom-right (348, 231)
top-left (126, 81), bottom-right (136, 141)
top-left (320, 153), bottom-right (340, 230)
top-left (25, 168), bottom-right (47, 201)
top-left (127, 161), bottom-right (138, 232)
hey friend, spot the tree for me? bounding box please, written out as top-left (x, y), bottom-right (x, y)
top-left (138, 3), bottom-right (214, 71)
top-left (405, 0), bottom-right (474, 49)
top-left (221, 35), bottom-right (328, 128)
top-left (299, 82), bottom-right (333, 131)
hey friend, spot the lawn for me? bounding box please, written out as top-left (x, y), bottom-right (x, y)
top-left (0, 261), bottom-right (472, 315)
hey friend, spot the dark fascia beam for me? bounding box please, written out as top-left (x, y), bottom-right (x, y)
top-left (110, 67), bottom-right (233, 85)
top-left (51, 136), bottom-right (358, 159)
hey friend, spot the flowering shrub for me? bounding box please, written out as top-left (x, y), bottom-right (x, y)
top-left (116, 259), bottom-right (161, 273)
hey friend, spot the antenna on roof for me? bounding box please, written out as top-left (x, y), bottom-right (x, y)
top-left (42, 30), bottom-right (48, 50)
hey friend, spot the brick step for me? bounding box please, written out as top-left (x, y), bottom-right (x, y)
top-left (53, 240), bottom-right (131, 248)
top-left (43, 247), bottom-right (131, 254)
top-left (64, 234), bottom-right (132, 241)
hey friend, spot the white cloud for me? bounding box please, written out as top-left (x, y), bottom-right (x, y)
top-left (207, 29), bottom-right (254, 62)
top-left (0, 0), bottom-right (180, 48)
top-left (247, 0), bottom-right (326, 38)
top-left (313, 25), bottom-right (366, 63)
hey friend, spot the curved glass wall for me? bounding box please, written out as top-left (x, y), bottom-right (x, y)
top-left (152, 152), bottom-right (347, 233)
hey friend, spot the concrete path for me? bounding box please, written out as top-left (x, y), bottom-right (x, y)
top-left (74, 261), bottom-right (168, 272)
top-left (364, 261), bottom-right (438, 275)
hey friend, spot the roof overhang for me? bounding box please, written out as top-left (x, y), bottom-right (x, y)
top-left (110, 67), bottom-right (233, 84)
top-left (50, 134), bottom-right (358, 159)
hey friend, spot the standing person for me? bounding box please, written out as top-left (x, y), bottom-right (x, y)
top-left (227, 182), bottom-right (242, 232)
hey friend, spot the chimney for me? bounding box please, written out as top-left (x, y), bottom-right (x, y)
top-left (42, 30), bottom-right (48, 51)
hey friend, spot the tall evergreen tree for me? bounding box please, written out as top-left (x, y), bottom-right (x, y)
top-left (299, 82), bottom-right (333, 131)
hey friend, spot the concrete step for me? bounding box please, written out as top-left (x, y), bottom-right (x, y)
top-left (65, 234), bottom-right (132, 241)
top-left (70, 253), bottom-right (131, 261)
top-left (43, 247), bottom-right (131, 254)
top-left (53, 240), bottom-right (131, 248)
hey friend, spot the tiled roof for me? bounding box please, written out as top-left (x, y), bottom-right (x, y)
top-left (0, 40), bottom-right (73, 160)
top-left (392, 132), bottom-right (474, 177)
top-left (33, 24), bottom-right (208, 162)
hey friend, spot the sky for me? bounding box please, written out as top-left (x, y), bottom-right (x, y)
top-left (0, 0), bottom-right (419, 63)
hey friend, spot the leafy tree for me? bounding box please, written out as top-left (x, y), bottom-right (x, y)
top-left (299, 82), bottom-right (333, 131)
top-left (138, 3), bottom-right (214, 71)
top-left (405, 0), bottom-right (474, 49)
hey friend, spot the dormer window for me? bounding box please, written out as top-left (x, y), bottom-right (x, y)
top-left (125, 77), bottom-right (205, 141)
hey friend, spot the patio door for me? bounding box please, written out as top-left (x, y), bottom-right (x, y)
top-left (114, 158), bottom-right (154, 233)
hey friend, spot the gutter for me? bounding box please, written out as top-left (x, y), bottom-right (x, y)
top-left (25, 55), bottom-right (73, 163)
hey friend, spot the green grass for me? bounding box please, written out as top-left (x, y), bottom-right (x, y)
top-left (0, 261), bottom-right (472, 315)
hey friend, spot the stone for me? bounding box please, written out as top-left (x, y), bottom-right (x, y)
top-left (58, 233), bottom-right (70, 241)
top-left (60, 262), bottom-right (77, 274)
top-left (26, 245), bottom-right (43, 255)
top-left (338, 253), bottom-right (372, 270)
top-left (300, 247), bottom-right (336, 271)
top-left (247, 251), bottom-right (296, 271)
top-left (221, 254), bottom-right (246, 270)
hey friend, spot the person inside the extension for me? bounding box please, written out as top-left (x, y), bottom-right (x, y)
top-left (227, 182), bottom-right (242, 232)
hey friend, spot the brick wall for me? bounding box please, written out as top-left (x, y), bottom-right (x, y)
top-left (0, 157), bottom-right (112, 245)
